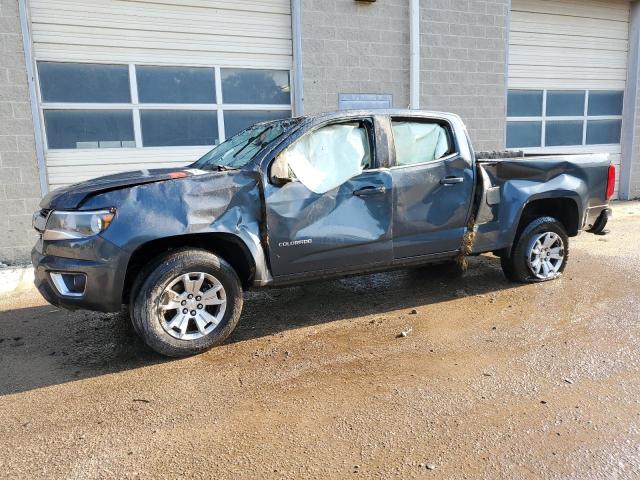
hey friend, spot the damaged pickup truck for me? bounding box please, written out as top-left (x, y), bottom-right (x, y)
top-left (32, 110), bottom-right (615, 357)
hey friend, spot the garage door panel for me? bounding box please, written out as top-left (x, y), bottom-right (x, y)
top-left (34, 0), bottom-right (292, 17)
top-left (508, 78), bottom-right (628, 91)
top-left (30, 0), bottom-right (292, 66)
top-left (33, 27), bottom-right (292, 58)
top-left (129, 0), bottom-right (291, 15)
top-left (31, 16), bottom-right (291, 42)
top-left (511, 16), bottom-right (628, 40)
top-left (30, 0), bottom-right (293, 189)
top-left (45, 148), bottom-right (208, 189)
top-left (44, 147), bottom-right (210, 167)
top-left (32, 47), bottom-right (293, 70)
top-left (512, 0), bottom-right (630, 22)
top-left (509, 0), bottom-right (629, 198)
top-left (509, 66), bottom-right (627, 83)
top-left (510, 0), bottom-right (630, 89)
top-left (30, 5), bottom-right (292, 39)
top-left (510, 48), bottom-right (627, 70)
top-left (509, 32), bottom-right (628, 53)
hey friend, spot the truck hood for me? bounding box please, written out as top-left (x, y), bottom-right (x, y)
top-left (40, 168), bottom-right (205, 210)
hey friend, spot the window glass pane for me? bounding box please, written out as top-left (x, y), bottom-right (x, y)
top-left (221, 69), bottom-right (290, 104)
top-left (586, 119), bottom-right (622, 145)
top-left (546, 91), bottom-right (585, 117)
top-left (223, 110), bottom-right (291, 137)
top-left (43, 110), bottom-right (134, 149)
top-left (507, 90), bottom-right (543, 117)
top-left (391, 121), bottom-right (450, 166)
top-left (38, 62), bottom-right (130, 103)
top-left (545, 120), bottom-right (583, 146)
top-left (588, 91), bottom-right (624, 116)
top-left (506, 121), bottom-right (542, 148)
top-left (141, 110), bottom-right (218, 147)
top-left (278, 123), bottom-right (370, 194)
top-left (136, 66), bottom-right (215, 104)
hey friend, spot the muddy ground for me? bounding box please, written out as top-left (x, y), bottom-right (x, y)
top-left (1, 202), bottom-right (639, 479)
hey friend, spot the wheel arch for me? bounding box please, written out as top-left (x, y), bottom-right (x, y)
top-left (508, 194), bottom-right (581, 252)
top-left (122, 232), bottom-right (257, 304)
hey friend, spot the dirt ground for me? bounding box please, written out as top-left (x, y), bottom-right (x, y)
top-left (1, 202), bottom-right (639, 479)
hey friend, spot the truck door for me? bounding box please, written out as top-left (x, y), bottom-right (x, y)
top-left (263, 117), bottom-right (393, 277)
top-left (388, 117), bottom-right (474, 258)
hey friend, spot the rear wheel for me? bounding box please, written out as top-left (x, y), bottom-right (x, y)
top-left (501, 216), bottom-right (568, 283)
top-left (130, 248), bottom-right (243, 357)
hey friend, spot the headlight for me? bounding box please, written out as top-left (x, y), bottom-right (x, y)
top-left (43, 209), bottom-right (115, 240)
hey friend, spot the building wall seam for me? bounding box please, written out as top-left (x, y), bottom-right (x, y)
top-left (18, 0), bottom-right (47, 196)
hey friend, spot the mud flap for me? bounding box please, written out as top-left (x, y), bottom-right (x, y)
top-left (588, 208), bottom-right (611, 235)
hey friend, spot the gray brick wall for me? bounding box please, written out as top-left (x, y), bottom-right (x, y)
top-left (300, 0), bottom-right (508, 152)
top-left (0, 0), bottom-right (41, 265)
top-left (419, 0), bottom-right (508, 152)
top-left (301, 0), bottom-right (411, 114)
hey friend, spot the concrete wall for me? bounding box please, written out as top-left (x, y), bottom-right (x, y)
top-left (0, 0), bottom-right (41, 264)
top-left (620, 0), bottom-right (640, 201)
top-left (631, 80), bottom-right (640, 198)
top-left (419, 0), bottom-right (508, 152)
top-left (300, 0), bottom-right (509, 152)
top-left (632, 7), bottom-right (640, 201)
top-left (301, 0), bottom-right (411, 113)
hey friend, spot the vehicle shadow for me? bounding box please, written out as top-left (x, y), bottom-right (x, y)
top-left (0, 255), bottom-right (515, 397)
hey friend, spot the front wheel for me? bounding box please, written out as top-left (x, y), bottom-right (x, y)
top-left (501, 216), bottom-right (569, 283)
top-left (130, 249), bottom-right (243, 357)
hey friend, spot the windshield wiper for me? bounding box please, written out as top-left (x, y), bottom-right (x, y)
top-left (215, 165), bottom-right (237, 171)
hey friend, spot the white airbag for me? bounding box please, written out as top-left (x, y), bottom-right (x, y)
top-left (281, 124), bottom-right (368, 194)
top-left (392, 122), bottom-right (449, 166)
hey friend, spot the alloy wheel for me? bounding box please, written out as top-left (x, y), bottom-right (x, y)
top-left (157, 272), bottom-right (227, 340)
top-left (527, 232), bottom-right (565, 280)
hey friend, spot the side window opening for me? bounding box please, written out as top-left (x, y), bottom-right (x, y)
top-left (271, 120), bottom-right (373, 194)
top-left (391, 120), bottom-right (452, 167)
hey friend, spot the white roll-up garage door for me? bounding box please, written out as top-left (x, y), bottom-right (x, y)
top-left (27, 0), bottom-right (293, 190)
top-left (508, 0), bottom-right (631, 195)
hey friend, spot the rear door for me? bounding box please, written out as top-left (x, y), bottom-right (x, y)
top-left (389, 116), bottom-right (474, 258)
top-left (263, 116), bottom-right (394, 277)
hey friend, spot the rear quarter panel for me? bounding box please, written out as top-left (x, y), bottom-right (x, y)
top-left (472, 154), bottom-right (610, 253)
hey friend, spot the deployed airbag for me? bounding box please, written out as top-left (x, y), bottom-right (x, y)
top-left (392, 121), bottom-right (449, 166)
top-left (280, 123), bottom-right (369, 194)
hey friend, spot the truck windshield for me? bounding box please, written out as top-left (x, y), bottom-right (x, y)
top-left (192, 118), bottom-right (300, 170)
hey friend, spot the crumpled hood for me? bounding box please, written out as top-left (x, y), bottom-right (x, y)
top-left (40, 168), bottom-right (202, 210)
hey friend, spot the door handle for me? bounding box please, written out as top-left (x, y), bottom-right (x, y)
top-left (353, 186), bottom-right (386, 196)
top-left (440, 176), bottom-right (464, 185)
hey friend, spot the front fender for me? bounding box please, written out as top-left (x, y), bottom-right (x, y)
top-left (87, 170), bottom-right (273, 288)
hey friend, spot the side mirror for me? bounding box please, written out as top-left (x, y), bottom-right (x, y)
top-left (270, 152), bottom-right (294, 186)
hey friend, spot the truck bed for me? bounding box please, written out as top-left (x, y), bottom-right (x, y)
top-left (470, 152), bottom-right (611, 254)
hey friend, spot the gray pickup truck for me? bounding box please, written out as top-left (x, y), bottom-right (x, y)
top-left (32, 110), bottom-right (614, 357)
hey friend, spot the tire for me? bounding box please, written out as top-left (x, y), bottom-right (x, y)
top-left (501, 216), bottom-right (569, 283)
top-left (130, 248), bottom-right (243, 357)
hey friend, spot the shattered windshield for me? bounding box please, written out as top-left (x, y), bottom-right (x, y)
top-left (192, 118), bottom-right (300, 170)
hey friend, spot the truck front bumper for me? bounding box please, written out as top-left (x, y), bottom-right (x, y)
top-left (31, 236), bottom-right (129, 313)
